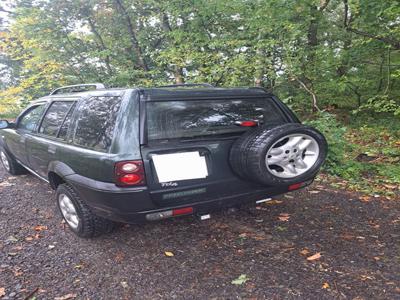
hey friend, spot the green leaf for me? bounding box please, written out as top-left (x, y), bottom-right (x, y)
top-left (231, 274), bottom-right (249, 285)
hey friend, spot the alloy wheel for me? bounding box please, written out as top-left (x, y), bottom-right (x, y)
top-left (265, 134), bottom-right (320, 178)
top-left (58, 193), bottom-right (80, 229)
top-left (0, 151), bottom-right (10, 172)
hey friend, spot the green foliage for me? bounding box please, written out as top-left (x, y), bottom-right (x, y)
top-left (306, 112), bottom-right (400, 195)
top-left (305, 112), bottom-right (351, 177)
top-left (1, 0), bottom-right (399, 115)
top-left (0, 0), bottom-right (399, 195)
top-left (354, 95), bottom-right (400, 116)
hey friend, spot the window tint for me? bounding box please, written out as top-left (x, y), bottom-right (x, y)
top-left (18, 105), bottom-right (46, 132)
top-left (58, 102), bottom-right (77, 140)
top-left (39, 101), bottom-right (74, 137)
top-left (147, 98), bottom-right (286, 140)
top-left (73, 96), bottom-right (122, 151)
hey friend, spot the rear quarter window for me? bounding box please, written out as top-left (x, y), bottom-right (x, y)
top-left (72, 96), bottom-right (122, 152)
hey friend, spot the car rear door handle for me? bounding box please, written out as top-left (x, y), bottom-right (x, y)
top-left (19, 136), bottom-right (26, 143)
top-left (48, 145), bottom-right (56, 154)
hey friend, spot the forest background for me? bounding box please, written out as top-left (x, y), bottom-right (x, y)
top-left (0, 0), bottom-right (399, 196)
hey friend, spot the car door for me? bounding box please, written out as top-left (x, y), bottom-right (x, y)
top-left (5, 104), bottom-right (47, 166)
top-left (27, 100), bottom-right (76, 177)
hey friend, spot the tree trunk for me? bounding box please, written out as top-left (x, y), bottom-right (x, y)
top-left (174, 66), bottom-right (184, 84)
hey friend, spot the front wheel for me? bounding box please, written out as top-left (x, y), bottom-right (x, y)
top-left (0, 149), bottom-right (27, 175)
top-left (56, 183), bottom-right (116, 238)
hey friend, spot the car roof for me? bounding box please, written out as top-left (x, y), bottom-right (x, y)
top-left (138, 87), bottom-right (271, 101)
top-left (29, 86), bottom-right (271, 105)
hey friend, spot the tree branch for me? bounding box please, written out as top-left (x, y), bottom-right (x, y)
top-left (343, 0), bottom-right (400, 49)
top-left (114, 0), bottom-right (149, 72)
top-left (346, 27), bottom-right (400, 50)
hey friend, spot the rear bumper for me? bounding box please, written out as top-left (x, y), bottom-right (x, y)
top-left (65, 173), bottom-right (313, 223)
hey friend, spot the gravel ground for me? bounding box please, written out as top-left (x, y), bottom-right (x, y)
top-left (0, 167), bottom-right (399, 300)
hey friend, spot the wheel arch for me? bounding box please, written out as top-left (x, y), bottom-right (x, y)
top-left (47, 161), bottom-right (75, 190)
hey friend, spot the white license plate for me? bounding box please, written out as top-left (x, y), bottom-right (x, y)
top-left (152, 151), bottom-right (208, 183)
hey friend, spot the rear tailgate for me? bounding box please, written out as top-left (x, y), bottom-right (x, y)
top-left (140, 94), bottom-right (288, 207)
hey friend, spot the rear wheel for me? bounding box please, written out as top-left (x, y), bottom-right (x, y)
top-left (56, 183), bottom-right (116, 238)
top-left (0, 149), bottom-right (27, 175)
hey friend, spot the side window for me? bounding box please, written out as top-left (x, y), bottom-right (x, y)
top-left (39, 101), bottom-right (74, 137)
top-left (73, 96), bottom-right (122, 152)
top-left (58, 102), bottom-right (77, 140)
top-left (18, 105), bottom-right (46, 132)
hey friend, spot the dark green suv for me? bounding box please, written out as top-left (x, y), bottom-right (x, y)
top-left (0, 83), bottom-right (327, 238)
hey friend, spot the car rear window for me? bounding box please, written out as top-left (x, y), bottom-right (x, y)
top-left (146, 98), bottom-right (286, 140)
top-left (72, 96), bottom-right (122, 152)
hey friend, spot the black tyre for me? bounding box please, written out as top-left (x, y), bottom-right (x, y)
top-left (56, 183), bottom-right (116, 238)
top-left (0, 148), bottom-right (27, 175)
top-left (229, 123), bottom-right (327, 186)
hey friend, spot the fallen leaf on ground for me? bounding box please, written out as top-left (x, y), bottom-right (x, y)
top-left (322, 282), bottom-right (330, 289)
top-left (383, 184), bottom-right (398, 190)
top-left (266, 200), bottom-right (283, 205)
top-left (121, 281), bottom-right (128, 289)
top-left (54, 293), bottom-right (77, 300)
top-left (34, 225), bottom-right (47, 231)
top-left (13, 268), bottom-right (23, 277)
top-left (276, 226), bottom-right (287, 232)
top-left (306, 252), bottom-right (322, 261)
top-left (341, 233), bottom-right (355, 240)
top-left (114, 251), bottom-right (125, 263)
top-left (278, 213), bottom-right (290, 222)
top-left (6, 236), bottom-right (18, 243)
top-left (164, 251), bottom-right (174, 257)
top-left (309, 190), bottom-right (320, 194)
top-left (231, 274), bottom-right (249, 285)
top-left (359, 196), bottom-right (371, 202)
top-left (360, 275), bottom-right (374, 281)
top-left (0, 288), bottom-right (5, 297)
top-left (300, 249), bottom-right (310, 256)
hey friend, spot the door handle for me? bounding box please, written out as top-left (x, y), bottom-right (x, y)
top-left (19, 136), bottom-right (26, 143)
top-left (48, 145), bottom-right (56, 154)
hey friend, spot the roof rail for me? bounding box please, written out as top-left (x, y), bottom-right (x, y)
top-left (157, 83), bottom-right (214, 88)
top-left (49, 83), bottom-right (106, 95)
top-left (248, 86), bottom-right (271, 93)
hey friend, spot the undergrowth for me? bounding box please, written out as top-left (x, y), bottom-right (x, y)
top-left (305, 111), bottom-right (399, 198)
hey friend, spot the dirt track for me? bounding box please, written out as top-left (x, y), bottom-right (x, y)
top-left (0, 167), bottom-right (399, 299)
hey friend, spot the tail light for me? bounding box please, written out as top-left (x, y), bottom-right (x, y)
top-left (235, 120), bottom-right (258, 127)
top-left (115, 160), bottom-right (146, 187)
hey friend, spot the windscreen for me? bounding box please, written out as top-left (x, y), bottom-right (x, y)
top-left (147, 98), bottom-right (286, 140)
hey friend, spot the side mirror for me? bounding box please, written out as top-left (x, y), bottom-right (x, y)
top-left (0, 120), bottom-right (13, 129)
